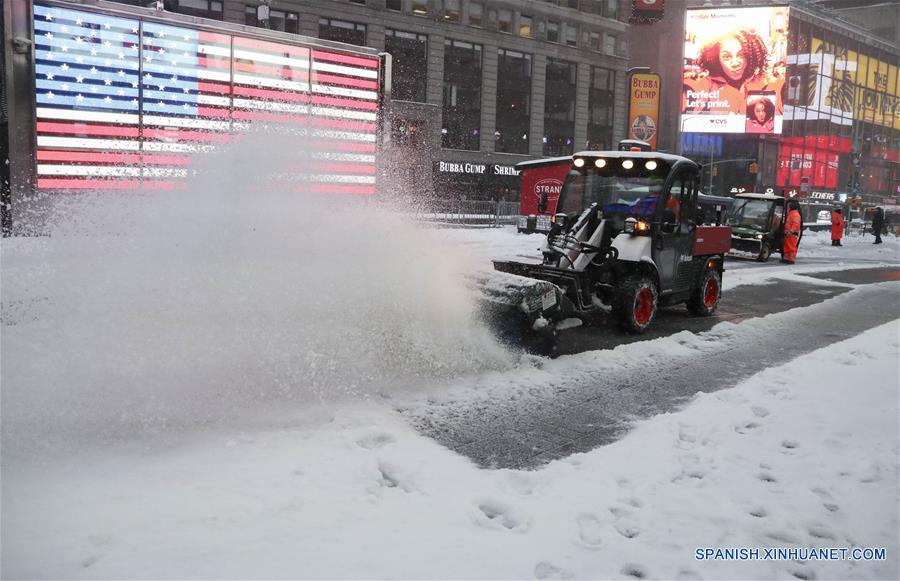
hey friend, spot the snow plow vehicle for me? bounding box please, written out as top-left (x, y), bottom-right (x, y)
top-left (478, 149), bottom-right (732, 353)
top-left (726, 193), bottom-right (786, 262)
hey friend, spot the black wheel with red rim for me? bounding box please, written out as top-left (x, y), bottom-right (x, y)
top-left (616, 275), bottom-right (658, 334)
top-left (687, 269), bottom-right (721, 316)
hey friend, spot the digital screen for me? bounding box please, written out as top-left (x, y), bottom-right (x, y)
top-left (681, 6), bottom-right (789, 134)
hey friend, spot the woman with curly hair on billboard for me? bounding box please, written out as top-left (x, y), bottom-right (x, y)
top-left (681, 14), bottom-right (787, 133)
top-left (745, 93), bottom-right (776, 133)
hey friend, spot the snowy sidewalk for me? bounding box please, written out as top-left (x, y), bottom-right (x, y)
top-left (4, 322), bottom-right (898, 579)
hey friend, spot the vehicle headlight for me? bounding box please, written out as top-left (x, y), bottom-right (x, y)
top-left (755, 233), bottom-right (763, 239)
top-left (624, 217), bottom-right (650, 235)
top-left (573, 158), bottom-right (585, 168)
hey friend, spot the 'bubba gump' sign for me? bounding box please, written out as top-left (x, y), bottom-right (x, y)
top-left (437, 161), bottom-right (520, 176)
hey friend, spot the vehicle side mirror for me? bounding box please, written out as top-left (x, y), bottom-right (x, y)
top-left (538, 192), bottom-right (548, 214)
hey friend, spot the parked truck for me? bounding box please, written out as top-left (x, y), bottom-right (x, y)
top-left (2, 0), bottom-right (390, 234)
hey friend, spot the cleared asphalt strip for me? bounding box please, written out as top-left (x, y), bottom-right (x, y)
top-left (406, 272), bottom-right (899, 470)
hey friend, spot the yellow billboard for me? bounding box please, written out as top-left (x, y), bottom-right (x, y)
top-left (810, 37), bottom-right (899, 130)
top-left (628, 72), bottom-right (661, 149)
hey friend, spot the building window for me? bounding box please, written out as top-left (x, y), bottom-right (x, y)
top-left (580, 0), bottom-right (602, 16)
top-left (350, 0), bottom-right (366, 5)
top-left (319, 18), bottom-right (367, 46)
top-left (443, 0), bottom-right (460, 22)
top-left (412, 0), bottom-right (427, 16)
top-left (498, 9), bottom-right (512, 34)
top-left (385, 29), bottom-right (428, 102)
top-left (172, 0), bottom-right (222, 19)
top-left (468, 2), bottom-right (483, 27)
top-left (386, 0), bottom-right (402, 11)
top-left (244, 6), bottom-right (299, 34)
top-left (547, 21), bottom-right (559, 43)
top-left (519, 15), bottom-right (533, 38)
top-left (589, 31), bottom-right (600, 51)
top-left (543, 59), bottom-right (576, 156)
top-left (603, 0), bottom-right (618, 19)
top-left (565, 25), bottom-right (577, 47)
top-left (603, 33), bottom-right (615, 55)
top-left (442, 39), bottom-right (483, 150)
top-left (496, 49), bottom-right (532, 154)
top-left (565, 0), bottom-right (579, 7)
top-left (587, 66), bottom-right (615, 150)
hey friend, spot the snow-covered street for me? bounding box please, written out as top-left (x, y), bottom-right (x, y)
top-left (3, 207), bottom-right (899, 578)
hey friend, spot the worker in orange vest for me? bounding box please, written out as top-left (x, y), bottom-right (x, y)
top-left (781, 200), bottom-right (802, 264)
top-left (830, 207), bottom-right (844, 246)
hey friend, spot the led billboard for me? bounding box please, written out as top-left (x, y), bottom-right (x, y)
top-left (682, 6), bottom-right (789, 134)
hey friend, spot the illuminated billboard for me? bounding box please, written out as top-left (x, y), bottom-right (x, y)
top-left (682, 6), bottom-right (789, 134)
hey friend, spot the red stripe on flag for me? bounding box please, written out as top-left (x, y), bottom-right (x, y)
top-left (37, 122), bottom-right (140, 138)
top-left (143, 128), bottom-right (231, 142)
top-left (311, 163), bottom-right (377, 174)
top-left (232, 110), bottom-right (308, 124)
top-left (198, 81), bottom-right (231, 95)
top-left (311, 72), bottom-right (378, 90)
top-left (312, 50), bottom-right (379, 69)
top-left (199, 31), bottom-right (232, 45)
top-left (198, 56), bottom-right (232, 70)
top-left (232, 61), bottom-right (308, 79)
top-left (142, 154), bottom-right (191, 166)
top-left (310, 95), bottom-right (377, 111)
top-left (198, 107), bottom-right (231, 118)
top-left (308, 184), bottom-right (377, 195)
top-left (36, 178), bottom-right (142, 190)
top-left (233, 36), bottom-right (310, 59)
top-left (311, 118), bottom-right (377, 132)
top-left (233, 85), bottom-right (309, 103)
top-left (37, 150), bottom-right (142, 164)
top-left (311, 140), bottom-right (377, 153)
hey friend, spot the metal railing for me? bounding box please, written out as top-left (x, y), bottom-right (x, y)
top-left (410, 200), bottom-right (521, 227)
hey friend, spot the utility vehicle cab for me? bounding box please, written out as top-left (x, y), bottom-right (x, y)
top-left (726, 193), bottom-right (786, 261)
top-left (492, 149), bottom-right (731, 338)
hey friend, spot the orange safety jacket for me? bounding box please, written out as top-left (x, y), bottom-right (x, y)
top-left (784, 209), bottom-right (802, 255)
top-left (831, 212), bottom-right (844, 240)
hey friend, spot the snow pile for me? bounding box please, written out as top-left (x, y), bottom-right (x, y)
top-left (2, 319), bottom-right (896, 579)
top-left (1, 133), bottom-right (514, 451)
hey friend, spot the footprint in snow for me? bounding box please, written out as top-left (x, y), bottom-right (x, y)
top-left (734, 421), bottom-right (760, 435)
top-left (614, 519), bottom-right (641, 539)
top-left (751, 406), bottom-right (770, 418)
top-left (576, 513), bottom-right (605, 548)
top-left (758, 472), bottom-right (778, 484)
top-left (788, 565), bottom-right (817, 580)
top-left (533, 561), bottom-right (573, 580)
top-left (748, 506), bottom-right (768, 518)
top-left (357, 431), bottom-right (395, 450)
top-left (782, 440), bottom-right (800, 449)
top-left (377, 461), bottom-right (414, 492)
top-left (477, 500), bottom-right (524, 531)
top-left (621, 563), bottom-right (648, 579)
top-left (808, 524), bottom-right (837, 540)
top-left (810, 487), bottom-right (840, 513)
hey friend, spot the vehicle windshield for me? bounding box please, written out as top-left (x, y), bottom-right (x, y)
top-left (727, 198), bottom-right (773, 231)
top-left (557, 169), bottom-right (666, 218)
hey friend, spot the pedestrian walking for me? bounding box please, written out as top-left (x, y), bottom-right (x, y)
top-left (872, 207), bottom-right (884, 244)
top-left (831, 207), bottom-right (844, 246)
top-left (781, 200), bottom-right (802, 264)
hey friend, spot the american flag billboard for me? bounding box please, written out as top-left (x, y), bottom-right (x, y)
top-left (32, 2), bottom-right (382, 194)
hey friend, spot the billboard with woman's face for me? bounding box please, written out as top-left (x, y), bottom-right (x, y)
top-left (682, 6), bottom-right (789, 134)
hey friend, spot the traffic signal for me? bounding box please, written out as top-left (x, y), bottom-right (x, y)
top-left (711, 165), bottom-right (718, 177)
top-left (748, 162), bottom-right (759, 174)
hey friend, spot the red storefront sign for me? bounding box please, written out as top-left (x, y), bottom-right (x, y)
top-left (518, 159), bottom-right (571, 216)
top-left (776, 136), bottom-right (851, 190)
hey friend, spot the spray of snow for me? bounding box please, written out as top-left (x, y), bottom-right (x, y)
top-left (1, 129), bottom-right (514, 452)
